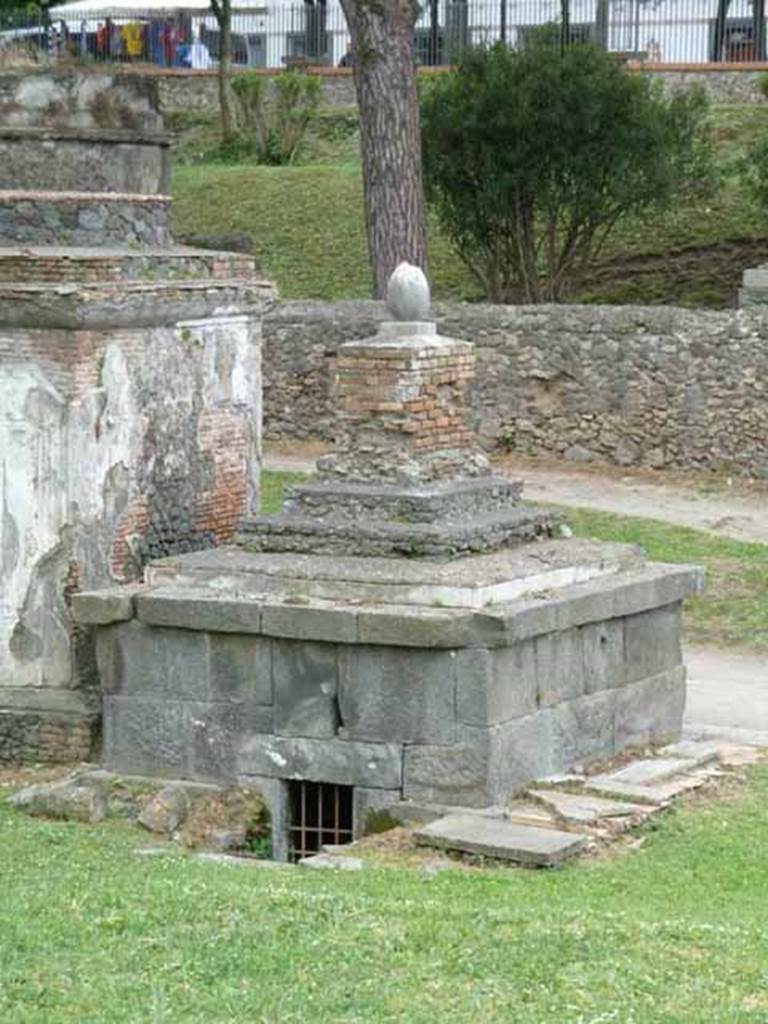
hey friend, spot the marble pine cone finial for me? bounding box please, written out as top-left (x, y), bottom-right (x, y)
top-left (386, 262), bottom-right (431, 322)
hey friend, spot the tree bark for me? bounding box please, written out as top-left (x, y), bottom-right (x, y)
top-left (339, 0), bottom-right (429, 298)
top-left (211, 0), bottom-right (237, 145)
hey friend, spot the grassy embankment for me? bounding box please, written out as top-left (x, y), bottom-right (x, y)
top-left (171, 104), bottom-right (768, 307)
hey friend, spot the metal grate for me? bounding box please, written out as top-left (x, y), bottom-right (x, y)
top-left (287, 780), bottom-right (353, 862)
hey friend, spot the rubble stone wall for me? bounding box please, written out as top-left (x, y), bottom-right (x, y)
top-left (263, 300), bottom-right (768, 475)
top-left (146, 65), bottom-right (768, 118)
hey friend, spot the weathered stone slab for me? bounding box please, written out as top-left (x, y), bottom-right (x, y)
top-left (10, 778), bottom-right (107, 823)
top-left (535, 627), bottom-right (583, 706)
top-left (414, 813), bottom-right (587, 866)
top-left (403, 728), bottom-right (492, 807)
top-left (145, 539), bottom-right (645, 612)
top-left (614, 666), bottom-right (686, 750)
top-left (71, 588), bottom-right (136, 625)
top-left (96, 621), bottom-right (209, 700)
top-left (208, 634), bottom-right (272, 704)
top-left (504, 802), bottom-right (560, 830)
top-left (136, 588), bottom-right (263, 635)
top-left (237, 734), bottom-right (402, 789)
top-left (103, 695), bottom-right (190, 777)
top-left (357, 606), bottom-right (475, 649)
top-left (479, 565), bottom-right (701, 644)
top-left (273, 640), bottom-right (339, 739)
top-left (299, 853), bottom-right (364, 870)
top-left (550, 688), bottom-right (618, 768)
top-left (624, 605), bottom-right (682, 683)
top-left (657, 739), bottom-right (726, 766)
top-left (603, 758), bottom-right (698, 786)
top-left (262, 602), bottom-right (358, 644)
top-left (455, 643), bottom-right (537, 725)
top-left (528, 788), bottom-right (648, 826)
top-left (581, 774), bottom-right (704, 805)
top-left (190, 701), bottom-right (274, 781)
top-left (338, 646), bottom-right (456, 744)
top-left (581, 619), bottom-right (624, 693)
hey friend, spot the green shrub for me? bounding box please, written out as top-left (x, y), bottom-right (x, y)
top-left (231, 70), bottom-right (320, 165)
top-left (740, 132), bottom-right (768, 211)
top-left (421, 39), bottom-right (715, 303)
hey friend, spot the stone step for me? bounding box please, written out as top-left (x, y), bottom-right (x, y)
top-left (413, 813), bottom-right (588, 867)
top-left (581, 774), bottom-right (705, 806)
top-left (660, 738), bottom-right (756, 767)
top-left (282, 476), bottom-right (524, 524)
top-left (527, 788), bottom-right (652, 828)
top-left (237, 506), bottom-right (559, 559)
top-left (505, 802), bottom-right (561, 830)
top-left (0, 245), bottom-right (256, 285)
top-left (602, 757), bottom-right (699, 786)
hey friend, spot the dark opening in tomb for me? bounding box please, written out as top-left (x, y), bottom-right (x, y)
top-left (287, 780), bottom-right (353, 861)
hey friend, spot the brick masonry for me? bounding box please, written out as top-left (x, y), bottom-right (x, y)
top-left (330, 336), bottom-right (476, 468)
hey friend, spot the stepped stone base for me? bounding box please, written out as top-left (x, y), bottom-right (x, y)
top-left (74, 541), bottom-right (702, 846)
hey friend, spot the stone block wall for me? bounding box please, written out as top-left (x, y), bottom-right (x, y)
top-left (85, 563), bottom-right (692, 811)
top-left (263, 300), bottom-right (768, 475)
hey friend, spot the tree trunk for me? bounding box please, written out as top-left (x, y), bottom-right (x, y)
top-left (212, 0), bottom-right (237, 145)
top-left (339, 0), bottom-right (428, 298)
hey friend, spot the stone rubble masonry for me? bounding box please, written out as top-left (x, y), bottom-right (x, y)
top-left (75, 559), bottom-right (698, 807)
top-left (0, 192), bottom-right (171, 248)
top-left (262, 299), bottom-right (768, 475)
top-left (128, 66), bottom-right (768, 121)
top-left (0, 72), bottom-right (172, 248)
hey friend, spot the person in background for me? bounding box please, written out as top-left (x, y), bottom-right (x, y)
top-left (185, 24), bottom-right (212, 69)
top-left (122, 20), bottom-right (143, 61)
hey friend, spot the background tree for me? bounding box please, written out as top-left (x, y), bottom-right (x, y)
top-left (421, 37), bottom-right (715, 303)
top-left (210, 0), bottom-right (237, 145)
top-left (338, 0), bottom-right (428, 298)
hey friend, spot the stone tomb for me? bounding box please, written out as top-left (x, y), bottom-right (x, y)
top-left (0, 71), bottom-right (274, 763)
top-left (75, 265), bottom-right (701, 860)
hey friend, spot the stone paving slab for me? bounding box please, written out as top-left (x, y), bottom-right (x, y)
top-left (659, 739), bottom-right (728, 765)
top-left (145, 538), bottom-right (643, 609)
top-left (602, 758), bottom-right (698, 786)
top-left (527, 788), bottom-right (650, 826)
top-left (581, 775), bottom-right (705, 805)
top-left (413, 813), bottom-right (588, 866)
top-left (504, 802), bottom-right (560, 830)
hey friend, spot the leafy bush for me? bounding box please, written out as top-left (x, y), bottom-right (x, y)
top-left (740, 133), bottom-right (768, 211)
top-left (421, 39), bottom-right (715, 303)
top-left (231, 70), bottom-right (320, 165)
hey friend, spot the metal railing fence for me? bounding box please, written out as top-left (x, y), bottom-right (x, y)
top-left (1, 0), bottom-right (766, 69)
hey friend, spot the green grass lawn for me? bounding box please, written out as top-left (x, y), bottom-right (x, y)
top-left (172, 103), bottom-right (768, 307)
top-left (1, 475), bottom-right (765, 1023)
top-left (3, 767), bottom-right (768, 1023)
top-left (261, 471), bottom-right (768, 651)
